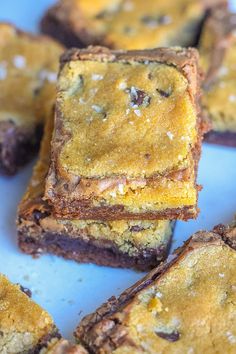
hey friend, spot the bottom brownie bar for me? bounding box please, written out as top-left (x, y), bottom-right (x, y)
top-left (75, 222), bottom-right (236, 353)
top-left (0, 273), bottom-right (60, 353)
top-left (17, 113), bottom-right (174, 271)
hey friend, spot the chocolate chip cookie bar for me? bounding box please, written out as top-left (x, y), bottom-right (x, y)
top-left (44, 46), bottom-right (206, 221)
top-left (199, 8), bottom-right (236, 146)
top-left (0, 274), bottom-right (60, 353)
top-left (0, 23), bottom-right (63, 174)
top-left (17, 112), bottom-right (174, 271)
top-left (41, 0), bottom-right (227, 50)
top-left (75, 222), bottom-right (236, 353)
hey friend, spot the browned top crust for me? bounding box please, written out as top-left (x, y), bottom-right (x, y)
top-left (75, 222), bottom-right (236, 353)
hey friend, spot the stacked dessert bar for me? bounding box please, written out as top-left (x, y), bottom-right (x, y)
top-left (0, 23), bottom-right (63, 175)
top-left (41, 0), bottom-right (226, 49)
top-left (199, 7), bottom-right (236, 146)
top-left (18, 45), bottom-right (206, 270)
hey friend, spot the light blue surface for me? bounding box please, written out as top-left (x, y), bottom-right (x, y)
top-left (0, 0), bottom-right (236, 341)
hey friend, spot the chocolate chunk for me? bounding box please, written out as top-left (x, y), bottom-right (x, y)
top-left (33, 210), bottom-right (49, 224)
top-left (144, 153), bottom-right (151, 160)
top-left (156, 331), bottom-right (180, 342)
top-left (156, 88), bottom-right (172, 98)
top-left (141, 15), bottom-right (171, 27)
top-left (128, 87), bottom-right (151, 107)
top-left (19, 285), bottom-right (32, 297)
top-left (130, 225), bottom-right (145, 232)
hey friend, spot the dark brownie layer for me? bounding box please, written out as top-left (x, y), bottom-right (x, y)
top-left (205, 130), bottom-right (236, 147)
top-left (0, 121), bottom-right (42, 175)
top-left (18, 226), bottom-right (173, 271)
top-left (31, 329), bottom-right (61, 354)
top-left (75, 223), bottom-right (236, 353)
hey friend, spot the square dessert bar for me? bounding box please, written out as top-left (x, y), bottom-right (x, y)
top-left (199, 8), bottom-right (236, 146)
top-left (0, 273), bottom-right (60, 353)
top-left (0, 23), bottom-right (63, 175)
top-left (17, 113), bottom-right (174, 271)
top-left (41, 0), bottom-right (227, 50)
top-left (75, 222), bottom-right (236, 353)
top-left (45, 46), bottom-right (205, 220)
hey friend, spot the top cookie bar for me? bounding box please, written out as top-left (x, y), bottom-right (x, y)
top-left (41, 0), bottom-right (227, 50)
top-left (45, 46), bottom-right (204, 220)
top-left (199, 8), bottom-right (236, 146)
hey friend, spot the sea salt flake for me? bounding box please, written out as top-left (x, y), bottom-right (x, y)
top-left (110, 191), bottom-right (117, 198)
top-left (167, 131), bottom-right (174, 140)
top-left (226, 331), bottom-right (236, 344)
top-left (219, 273), bottom-right (225, 278)
top-left (155, 291), bottom-right (162, 298)
top-left (0, 63), bottom-right (7, 80)
top-left (79, 97), bottom-right (86, 104)
top-left (126, 108), bottom-right (131, 115)
top-left (39, 69), bottom-right (57, 82)
top-left (118, 82), bottom-right (127, 90)
top-left (13, 55), bottom-right (26, 69)
top-left (92, 74), bottom-right (103, 81)
top-left (229, 94), bottom-right (236, 102)
top-left (134, 109), bottom-right (142, 117)
top-left (92, 104), bottom-right (103, 113)
top-left (123, 1), bottom-right (134, 12)
top-left (218, 66), bottom-right (228, 76)
top-left (118, 184), bottom-right (125, 195)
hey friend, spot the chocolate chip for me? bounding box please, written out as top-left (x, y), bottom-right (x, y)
top-left (19, 285), bottom-right (32, 297)
top-left (144, 153), bottom-right (151, 159)
top-left (128, 87), bottom-right (151, 107)
top-left (96, 10), bottom-right (109, 19)
top-left (156, 88), bottom-right (172, 98)
top-left (156, 331), bottom-right (180, 342)
top-left (33, 210), bottom-right (49, 224)
top-left (130, 225), bottom-right (145, 232)
top-left (123, 26), bottom-right (135, 34)
top-left (141, 14), bottom-right (171, 27)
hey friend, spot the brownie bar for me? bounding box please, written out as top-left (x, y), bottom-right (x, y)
top-left (44, 46), bottom-right (205, 220)
top-left (0, 273), bottom-right (60, 353)
top-left (0, 23), bottom-right (63, 175)
top-left (17, 109), bottom-right (174, 271)
top-left (199, 8), bottom-right (236, 146)
top-left (40, 0), bottom-right (227, 50)
top-left (75, 222), bottom-right (236, 353)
